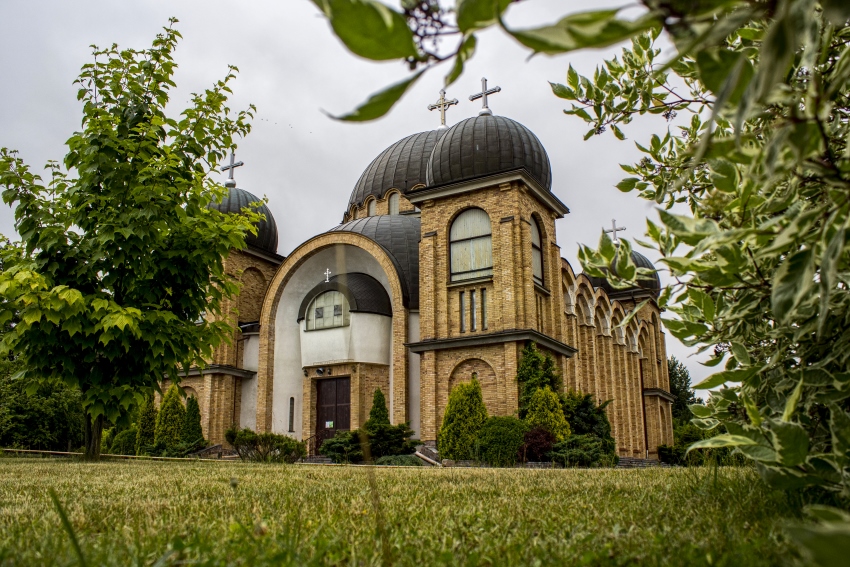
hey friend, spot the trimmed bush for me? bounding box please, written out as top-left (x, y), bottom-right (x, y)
top-left (477, 416), bottom-right (529, 467)
top-left (154, 384), bottom-right (185, 453)
top-left (110, 425), bottom-right (138, 456)
top-left (181, 396), bottom-right (205, 451)
top-left (224, 425), bottom-right (305, 463)
top-left (375, 454), bottom-right (423, 466)
top-left (366, 389), bottom-right (390, 426)
top-left (520, 426), bottom-right (556, 462)
top-left (561, 390), bottom-right (616, 456)
top-left (525, 386), bottom-right (570, 441)
top-left (438, 379), bottom-right (488, 461)
top-left (135, 393), bottom-right (157, 456)
top-left (549, 434), bottom-right (617, 468)
top-left (360, 424), bottom-right (417, 460)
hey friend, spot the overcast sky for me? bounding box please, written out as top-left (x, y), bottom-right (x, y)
top-left (0, 0), bottom-right (714, 389)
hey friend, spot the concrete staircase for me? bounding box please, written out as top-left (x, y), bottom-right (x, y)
top-left (617, 457), bottom-right (673, 468)
top-left (300, 455), bottom-right (334, 465)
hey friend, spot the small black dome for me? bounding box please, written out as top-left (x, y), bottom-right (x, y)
top-left (348, 130), bottom-right (445, 212)
top-left (209, 187), bottom-right (278, 254)
top-left (586, 250), bottom-right (661, 299)
top-left (425, 115), bottom-right (552, 189)
top-left (328, 215), bottom-right (420, 309)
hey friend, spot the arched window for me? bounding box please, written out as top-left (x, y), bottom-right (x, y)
top-left (367, 199), bottom-right (376, 217)
top-left (388, 192), bottom-right (399, 215)
top-left (305, 290), bottom-right (350, 330)
top-left (531, 219), bottom-right (544, 286)
top-left (450, 208), bottom-right (493, 282)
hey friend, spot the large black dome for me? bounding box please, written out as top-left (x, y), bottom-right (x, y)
top-left (348, 130), bottom-right (445, 211)
top-left (586, 250), bottom-right (661, 299)
top-left (328, 215), bottom-right (420, 309)
top-left (425, 115), bottom-right (552, 190)
top-left (209, 187), bottom-right (278, 254)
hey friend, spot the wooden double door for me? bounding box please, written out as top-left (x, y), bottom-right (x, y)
top-left (316, 377), bottom-right (351, 445)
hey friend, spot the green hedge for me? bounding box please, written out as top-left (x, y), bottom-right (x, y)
top-left (110, 426), bottom-right (138, 456)
top-left (135, 394), bottom-right (157, 456)
top-left (477, 416), bottom-right (529, 467)
top-left (154, 384), bottom-right (185, 452)
top-left (525, 386), bottom-right (570, 441)
top-left (375, 454), bottom-right (423, 466)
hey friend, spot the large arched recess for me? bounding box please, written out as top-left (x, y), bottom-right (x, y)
top-left (255, 232), bottom-right (408, 435)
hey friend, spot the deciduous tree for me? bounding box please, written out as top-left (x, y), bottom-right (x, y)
top-left (0, 20), bottom-right (258, 459)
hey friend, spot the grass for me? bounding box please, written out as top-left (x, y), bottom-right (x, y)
top-left (0, 458), bottom-right (799, 566)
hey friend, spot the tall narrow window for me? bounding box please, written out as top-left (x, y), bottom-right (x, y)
top-left (459, 291), bottom-right (466, 333)
top-left (388, 192), bottom-right (399, 215)
top-left (288, 397), bottom-right (295, 432)
top-left (450, 208), bottom-right (493, 282)
top-left (470, 290), bottom-right (477, 331)
top-left (531, 219), bottom-right (544, 286)
top-left (481, 288), bottom-right (488, 330)
top-left (367, 199), bottom-right (376, 217)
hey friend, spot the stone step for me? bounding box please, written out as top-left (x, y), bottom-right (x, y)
top-left (301, 456), bottom-right (334, 465)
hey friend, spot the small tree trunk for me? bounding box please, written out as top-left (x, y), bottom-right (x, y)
top-left (84, 413), bottom-right (105, 460)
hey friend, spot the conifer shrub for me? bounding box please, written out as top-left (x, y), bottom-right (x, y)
top-left (476, 416), bottom-right (528, 467)
top-left (438, 379), bottom-right (488, 461)
top-left (516, 342), bottom-right (561, 418)
top-left (549, 434), bottom-right (617, 467)
top-left (181, 396), bottom-right (205, 452)
top-left (135, 393), bottom-right (157, 456)
top-left (109, 425), bottom-right (138, 456)
top-left (224, 425), bottom-right (306, 463)
top-left (524, 386), bottom-right (570, 441)
top-left (561, 390), bottom-right (616, 456)
top-left (154, 384), bottom-right (185, 453)
top-left (520, 426), bottom-right (556, 462)
top-left (319, 430), bottom-right (363, 464)
top-left (366, 389), bottom-right (390, 426)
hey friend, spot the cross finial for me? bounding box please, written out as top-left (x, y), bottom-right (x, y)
top-left (469, 77), bottom-right (501, 116)
top-left (324, 268), bottom-right (332, 283)
top-left (220, 151), bottom-right (244, 188)
top-left (603, 219), bottom-right (627, 244)
top-left (428, 89), bottom-right (459, 129)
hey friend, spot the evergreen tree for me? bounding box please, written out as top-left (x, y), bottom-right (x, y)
top-left (524, 386), bottom-right (571, 441)
top-left (366, 389), bottom-right (390, 427)
top-left (516, 342), bottom-right (561, 418)
top-left (562, 390), bottom-right (616, 457)
top-left (181, 396), bottom-right (204, 449)
top-left (667, 357), bottom-right (700, 425)
top-left (135, 393), bottom-right (157, 456)
top-left (154, 384), bottom-right (185, 452)
top-left (438, 379), bottom-right (488, 461)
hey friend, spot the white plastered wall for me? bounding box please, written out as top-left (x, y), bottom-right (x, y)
top-left (271, 244), bottom-right (398, 439)
top-left (239, 333), bottom-right (259, 430)
top-left (407, 311), bottom-right (421, 438)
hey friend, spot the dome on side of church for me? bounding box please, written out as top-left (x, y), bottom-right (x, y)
top-left (328, 215), bottom-right (421, 309)
top-left (209, 187), bottom-right (279, 254)
top-left (348, 130), bottom-right (446, 212)
top-left (586, 250), bottom-right (661, 299)
top-left (425, 114), bottom-right (552, 190)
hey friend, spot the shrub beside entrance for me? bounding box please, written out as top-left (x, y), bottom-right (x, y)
top-left (225, 426), bottom-right (306, 463)
top-left (438, 379), bottom-right (488, 461)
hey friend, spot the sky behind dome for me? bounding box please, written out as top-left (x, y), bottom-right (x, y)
top-left (0, 0), bottom-right (714, 391)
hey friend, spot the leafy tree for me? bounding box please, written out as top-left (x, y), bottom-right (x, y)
top-left (668, 357), bottom-right (700, 425)
top-left (0, 20), bottom-right (258, 459)
top-left (154, 384), bottom-right (185, 453)
top-left (181, 396), bottom-right (205, 450)
top-left (438, 378), bottom-right (488, 461)
top-left (561, 390), bottom-right (616, 457)
top-left (524, 386), bottom-right (570, 441)
top-left (135, 393), bottom-right (157, 456)
top-left (516, 342), bottom-right (561, 418)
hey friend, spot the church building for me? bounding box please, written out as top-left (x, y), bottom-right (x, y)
top-left (177, 83), bottom-right (675, 460)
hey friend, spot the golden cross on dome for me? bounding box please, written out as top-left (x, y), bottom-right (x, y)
top-left (469, 77), bottom-right (501, 116)
top-left (603, 219), bottom-right (627, 244)
top-left (220, 150), bottom-right (244, 188)
top-left (428, 89), bottom-right (458, 129)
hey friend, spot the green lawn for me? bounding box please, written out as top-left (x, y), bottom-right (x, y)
top-left (0, 458), bottom-right (798, 566)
